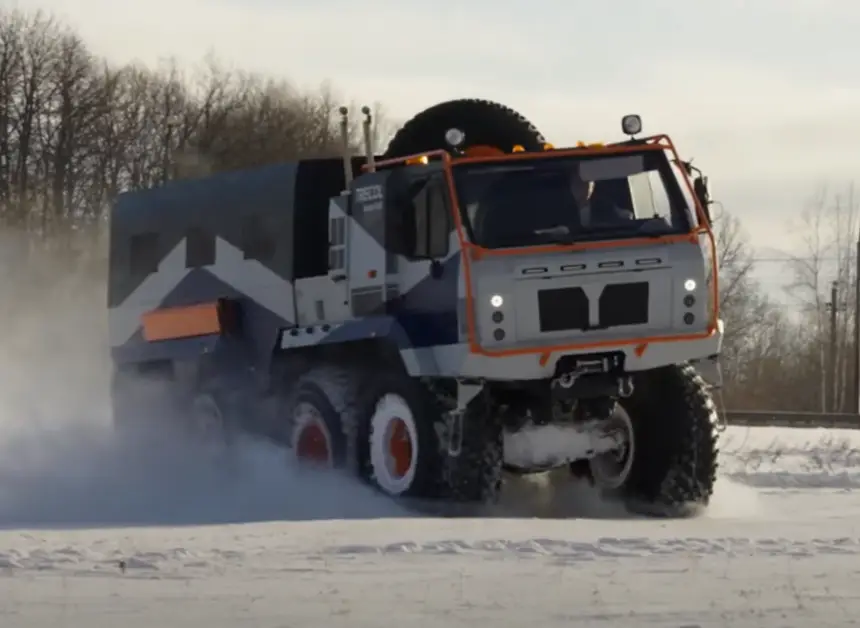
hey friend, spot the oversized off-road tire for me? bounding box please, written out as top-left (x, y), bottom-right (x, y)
top-left (591, 363), bottom-right (719, 517)
top-left (441, 392), bottom-right (504, 503)
top-left (185, 384), bottom-right (242, 466)
top-left (285, 369), bottom-right (353, 469)
top-left (110, 365), bottom-right (177, 439)
top-left (383, 98), bottom-right (547, 158)
top-left (353, 371), bottom-right (445, 497)
top-left (353, 371), bottom-right (503, 503)
top-left (112, 365), bottom-right (240, 462)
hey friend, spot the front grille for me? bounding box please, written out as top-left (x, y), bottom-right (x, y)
top-left (599, 282), bottom-right (649, 327)
top-left (538, 287), bottom-right (589, 332)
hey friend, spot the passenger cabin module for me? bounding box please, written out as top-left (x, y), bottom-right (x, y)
top-left (108, 99), bottom-right (723, 517)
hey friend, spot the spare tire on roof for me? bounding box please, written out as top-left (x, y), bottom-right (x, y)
top-left (383, 98), bottom-right (548, 159)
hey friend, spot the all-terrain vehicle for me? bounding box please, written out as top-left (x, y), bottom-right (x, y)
top-left (108, 99), bottom-right (723, 516)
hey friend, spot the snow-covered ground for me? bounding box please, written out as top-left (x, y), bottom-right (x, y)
top-left (2, 410), bottom-right (860, 627)
top-left (1, 302), bottom-right (860, 626)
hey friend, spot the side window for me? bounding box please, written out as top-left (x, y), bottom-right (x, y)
top-left (242, 215), bottom-right (276, 261)
top-left (129, 232), bottom-right (159, 277)
top-left (185, 227), bottom-right (215, 268)
top-left (409, 175), bottom-right (450, 259)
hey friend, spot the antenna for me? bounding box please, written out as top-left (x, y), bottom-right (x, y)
top-left (339, 106), bottom-right (353, 193)
top-left (361, 106), bottom-right (375, 173)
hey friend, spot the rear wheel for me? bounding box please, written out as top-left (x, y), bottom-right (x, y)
top-left (356, 373), bottom-right (443, 498)
top-left (111, 365), bottom-right (177, 442)
top-left (356, 372), bottom-right (504, 504)
top-left (186, 388), bottom-right (237, 464)
top-left (287, 373), bottom-right (350, 469)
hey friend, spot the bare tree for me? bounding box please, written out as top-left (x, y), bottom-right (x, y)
top-left (4, 6), bottom-right (852, 416)
top-left (778, 185), bottom-right (860, 412)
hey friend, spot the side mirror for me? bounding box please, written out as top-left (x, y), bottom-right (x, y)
top-left (693, 175), bottom-right (713, 225)
top-left (679, 159), bottom-right (713, 225)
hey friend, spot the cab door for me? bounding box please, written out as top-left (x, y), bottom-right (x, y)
top-left (390, 171), bottom-right (459, 348)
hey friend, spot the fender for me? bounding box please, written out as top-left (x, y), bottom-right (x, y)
top-left (276, 315), bottom-right (442, 376)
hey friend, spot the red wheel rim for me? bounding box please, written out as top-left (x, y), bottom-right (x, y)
top-left (387, 418), bottom-right (413, 478)
top-left (295, 422), bottom-right (330, 464)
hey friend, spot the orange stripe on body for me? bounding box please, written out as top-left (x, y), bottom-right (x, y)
top-left (141, 302), bottom-right (222, 342)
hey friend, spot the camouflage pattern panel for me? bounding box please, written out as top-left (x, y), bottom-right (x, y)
top-left (108, 163), bottom-right (300, 368)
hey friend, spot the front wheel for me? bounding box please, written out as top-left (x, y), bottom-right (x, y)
top-left (587, 405), bottom-right (636, 490)
top-left (591, 364), bottom-right (720, 517)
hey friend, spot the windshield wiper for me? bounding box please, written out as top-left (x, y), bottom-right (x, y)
top-left (532, 225), bottom-right (575, 244)
top-left (578, 218), bottom-right (673, 239)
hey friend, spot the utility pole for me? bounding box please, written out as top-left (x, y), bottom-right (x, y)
top-left (854, 235), bottom-right (860, 413)
top-left (829, 280), bottom-right (839, 413)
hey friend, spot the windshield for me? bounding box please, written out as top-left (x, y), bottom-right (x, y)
top-left (452, 149), bottom-right (695, 249)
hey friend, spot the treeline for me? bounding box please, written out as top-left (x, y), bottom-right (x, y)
top-left (715, 187), bottom-right (860, 413)
top-left (0, 9), bottom-right (391, 247)
top-left (1, 8), bottom-right (857, 413)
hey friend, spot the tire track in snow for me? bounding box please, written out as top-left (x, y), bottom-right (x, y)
top-left (321, 535), bottom-right (860, 563)
top-left (2, 533), bottom-right (858, 575)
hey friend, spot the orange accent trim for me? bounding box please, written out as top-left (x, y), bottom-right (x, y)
top-left (142, 302), bottom-right (223, 342)
top-left (367, 149), bottom-right (450, 171)
top-left (440, 135), bottom-right (721, 358)
top-left (450, 135), bottom-right (669, 166)
top-left (634, 343), bottom-right (648, 357)
top-left (463, 145), bottom-right (505, 157)
top-left (366, 136), bottom-right (720, 359)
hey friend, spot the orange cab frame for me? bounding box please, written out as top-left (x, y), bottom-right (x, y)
top-left (366, 136), bottom-right (720, 361)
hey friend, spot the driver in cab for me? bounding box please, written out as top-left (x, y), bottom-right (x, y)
top-left (568, 169), bottom-right (634, 227)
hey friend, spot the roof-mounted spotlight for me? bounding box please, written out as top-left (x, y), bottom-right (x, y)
top-left (445, 127), bottom-right (466, 149)
top-left (621, 114), bottom-right (642, 138)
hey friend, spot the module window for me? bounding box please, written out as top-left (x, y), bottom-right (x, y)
top-left (242, 215), bottom-right (276, 262)
top-left (185, 227), bottom-right (216, 268)
top-left (129, 232), bottom-right (159, 277)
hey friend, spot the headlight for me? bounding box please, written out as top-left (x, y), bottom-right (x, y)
top-left (490, 295), bottom-right (504, 308)
top-left (684, 279), bottom-right (697, 292)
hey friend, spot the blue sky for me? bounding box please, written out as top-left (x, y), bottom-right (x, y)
top-left (14, 0), bottom-right (860, 291)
